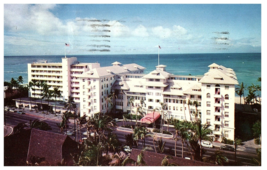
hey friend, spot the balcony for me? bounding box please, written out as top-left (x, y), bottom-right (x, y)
top-left (214, 120), bottom-right (221, 125)
top-left (213, 130), bottom-right (221, 135)
top-left (214, 111), bottom-right (222, 116)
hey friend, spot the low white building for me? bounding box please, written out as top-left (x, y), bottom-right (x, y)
top-left (27, 57), bottom-right (237, 142)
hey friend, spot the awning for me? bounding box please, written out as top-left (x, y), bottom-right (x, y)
top-left (140, 112), bottom-right (161, 124)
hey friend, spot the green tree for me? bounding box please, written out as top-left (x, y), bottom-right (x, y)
top-left (157, 137), bottom-right (166, 153)
top-left (252, 120), bottom-right (261, 138)
top-left (133, 126), bottom-right (150, 148)
top-left (187, 99), bottom-right (193, 121)
top-left (193, 101), bottom-right (200, 121)
top-left (128, 97), bottom-right (135, 123)
top-left (161, 155), bottom-right (178, 166)
top-left (159, 102), bottom-right (168, 133)
top-left (190, 121), bottom-right (212, 161)
top-left (52, 87), bottom-right (61, 114)
top-left (236, 82), bottom-right (245, 104)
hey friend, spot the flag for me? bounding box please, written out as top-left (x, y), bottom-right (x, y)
top-left (158, 45), bottom-right (161, 49)
top-left (65, 43), bottom-right (70, 46)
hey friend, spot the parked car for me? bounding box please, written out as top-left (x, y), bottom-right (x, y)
top-left (201, 140), bottom-right (214, 148)
top-left (123, 146), bottom-right (132, 153)
top-left (17, 111), bottom-right (25, 115)
top-left (220, 145), bottom-right (235, 151)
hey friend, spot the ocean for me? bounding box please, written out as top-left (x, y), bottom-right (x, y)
top-left (4, 53), bottom-right (261, 96)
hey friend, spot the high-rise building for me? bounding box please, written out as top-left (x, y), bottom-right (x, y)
top-left (27, 57), bottom-right (238, 141)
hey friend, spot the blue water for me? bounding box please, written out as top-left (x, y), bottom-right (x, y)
top-left (4, 53), bottom-right (261, 96)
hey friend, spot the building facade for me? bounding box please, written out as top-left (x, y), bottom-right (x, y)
top-left (27, 57), bottom-right (237, 141)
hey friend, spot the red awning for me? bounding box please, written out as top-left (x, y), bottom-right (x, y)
top-left (140, 112), bottom-right (161, 123)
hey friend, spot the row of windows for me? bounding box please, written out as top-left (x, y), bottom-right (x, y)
top-left (206, 84), bottom-right (229, 89)
top-left (206, 102), bottom-right (229, 108)
top-left (206, 110), bottom-right (229, 117)
top-left (207, 93), bottom-right (229, 99)
top-left (206, 119), bottom-right (229, 127)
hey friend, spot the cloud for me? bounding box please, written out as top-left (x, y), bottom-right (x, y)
top-left (152, 26), bottom-right (172, 39)
top-left (172, 25), bottom-right (187, 36)
top-left (108, 20), bottom-right (130, 37)
top-left (132, 25), bottom-right (149, 37)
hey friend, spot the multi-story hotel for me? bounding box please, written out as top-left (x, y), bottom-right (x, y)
top-left (26, 57), bottom-right (238, 141)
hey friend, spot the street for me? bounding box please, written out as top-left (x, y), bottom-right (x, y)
top-left (4, 111), bottom-right (258, 166)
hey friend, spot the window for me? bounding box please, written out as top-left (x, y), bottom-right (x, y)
top-left (225, 112), bottom-right (229, 117)
top-left (207, 93), bottom-right (210, 98)
top-left (165, 99), bottom-right (168, 103)
top-left (83, 79), bottom-right (85, 82)
top-left (155, 87), bottom-right (161, 89)
top-left (83, 98), bottom-right (85, 102)
top-left (206, 119), bottom-right (210, 125)
top-left (207, 110), bottom-right (210, 115)
top-left (83, 105), bottom-right (85, 109)
top-left (94, 106), bottom-right (97, 110)
top-left (83, 91), bottom-right (85, 95)
top-left (156, 99), bottom-right (160, 103)
top-left (225, 94), bottom-right (229, 100)
top-left (206, 101), bottom-right (210, 107)
top-left (190, 95), bottom-right (195, 99)
top-left (225, 121), bottom-right (229, 127)
top-left (180, 107), bottom-right (183, 111)
top-left (176, 106), bottom-right (178, 111)
top-left (94, 92), bottom-right (96, 96)
top-left (224, 130), bottom-right (229, 138)
top-left (225, 103), bottom-right (229, 108)
top-left (83, 85), bottom-right (85, 89)
top-left (94, 99), bottom-right (96, 103)
top-left (173, 99), bottom-right (175, 103)
top-left (155, 92), bottom-right (161, 96)
top-left (169, 99), bottom-right (171, 103)
top-left (147, 92), bottom-right (153, 95)
top-left (173, 106), bottom-right (175, 110)
top-left (225, 86), bottom-right (229, 90)
top-left (148, 99), bottom-right (153, 102)
top-left (169, 106), bottom-right (171, 110)
top-left (148, 106), bottom-right (153, 109)
top-left (207, 85), bottom-right (211, 89)
top-left (148, 86), bottom-right (153, 89)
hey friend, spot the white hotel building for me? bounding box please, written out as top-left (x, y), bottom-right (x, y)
top-left (27, 57), bottom-right (238, 141)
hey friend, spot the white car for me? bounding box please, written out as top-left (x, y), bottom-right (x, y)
top-left (123, 146), bottom-right (132, 153)
top-left (201, 140), bottom-right (214, 148)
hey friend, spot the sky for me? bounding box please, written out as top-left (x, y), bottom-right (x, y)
top-left (3, 3), bottom-right (261, 56)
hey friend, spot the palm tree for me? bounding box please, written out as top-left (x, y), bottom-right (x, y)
top-left (159, 102), bottom-right (167, 133)
top-left (193, 101), bottom-right (200, 121)
top-left (133, 126), bottom-right (150, 148)
top-left (128, 97), bottom-right (135, 123)
top-left (37, 80), bottom-right (45, 110)
top-left (135, 99), bottom-right (146, 125)
top-left (191, 121), bottom-right (212, 161)
top-left (183, 100), bottom-right (187, 120)
top-left (104, 94), bottom-right (113, 114)
top-left (17, 75), bottom-right (23, 85)
top-left (64, 95), bottom-right (77, 140)
top-left (52, 87), bottom-right (61, 114)
top-left (236, 82), bottom-right (245, 104)
top-left (174, 121), bottom-right (182, 157)
top-left (187, 99), bottom-right (192, 121)
top-left (157, 137), bottom-right (166, 153)
top-left (41, 83), bottom-right (52, 114)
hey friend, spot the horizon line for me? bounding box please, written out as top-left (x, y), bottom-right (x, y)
top-left (4, 52), bottom-right (261, 57)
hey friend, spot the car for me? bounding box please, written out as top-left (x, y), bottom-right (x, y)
top-left (220, 145), bottom-right (235, 151)
top-left (201, 140), bottom-right (214, 148)
top-left (123, 146), bottom-right (132, 153)
top-left (17, 111), bottom-right (25, 115)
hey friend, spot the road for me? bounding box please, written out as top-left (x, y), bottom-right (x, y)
top-left (5, 111), bottom-right (258, 166)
